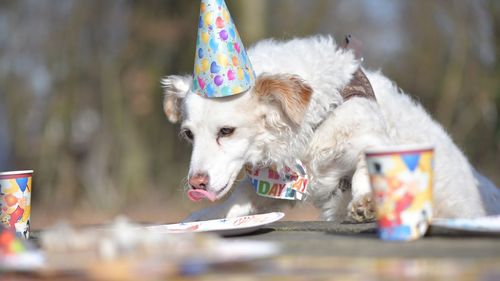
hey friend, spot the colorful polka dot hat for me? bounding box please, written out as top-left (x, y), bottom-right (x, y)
top-left (192, 0), bottom-right (256, 98)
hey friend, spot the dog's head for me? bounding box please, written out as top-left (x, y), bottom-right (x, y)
top-left (162, 74), bottom-right (312, 201)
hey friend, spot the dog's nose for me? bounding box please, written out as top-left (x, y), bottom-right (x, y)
top-left (189, 173), bottom-right (209, 190)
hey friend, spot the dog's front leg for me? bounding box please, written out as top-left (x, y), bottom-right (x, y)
top-left (347, 155), bottom-right (376, 222)
top-left (183, 177), bottom-right (294, 222)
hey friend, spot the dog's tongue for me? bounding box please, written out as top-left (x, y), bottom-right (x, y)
top-left (187, 189), bottom-right (216, 202)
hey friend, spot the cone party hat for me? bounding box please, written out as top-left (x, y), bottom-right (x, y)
top-left (191, 0), bottom-right (255, 98)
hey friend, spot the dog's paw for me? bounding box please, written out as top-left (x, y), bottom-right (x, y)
top-left (347, 194), bottom-right (376, 223)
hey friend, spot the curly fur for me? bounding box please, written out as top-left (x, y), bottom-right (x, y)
top-left (162, 35), bottom-right (500, 222)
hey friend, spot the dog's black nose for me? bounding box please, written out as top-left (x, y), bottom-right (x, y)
top-left (189, 173), bottom-right (209, 190)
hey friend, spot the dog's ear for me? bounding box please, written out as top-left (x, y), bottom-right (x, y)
top-left (254, 74), bottom-right (313, 125)
top-left (161, 75), bottom-right (192, 124)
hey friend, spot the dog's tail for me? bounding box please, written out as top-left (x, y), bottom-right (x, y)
top-left (473, 168), bottom-right (500, 215)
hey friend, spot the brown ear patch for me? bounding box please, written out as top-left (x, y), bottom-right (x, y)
top-left (255, 74), bottom-right (313, 125)
top-left (163, 94), bottom-right (181, 123)
top-left (161, 75), bottom-right (191, 124)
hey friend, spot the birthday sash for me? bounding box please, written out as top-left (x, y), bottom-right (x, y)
top-left (246, 161), bottom-right (309, 200)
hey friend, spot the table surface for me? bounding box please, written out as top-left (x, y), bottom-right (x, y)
top-left (219, 221), bottom-right (500, 280)
top-left (7, 221), bottom-right (500, 280)
top-left (248, 221), bottom-right (500, 258)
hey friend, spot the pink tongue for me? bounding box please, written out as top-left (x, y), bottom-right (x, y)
top-left (188, 189), bottom-right (217, 202)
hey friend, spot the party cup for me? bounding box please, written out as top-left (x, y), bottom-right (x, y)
top-left (365, 145), bottom-right (433, 241)
top-left (0, 170), bottom-right (33, 239)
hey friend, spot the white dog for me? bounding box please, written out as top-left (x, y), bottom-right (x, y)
top-left (162, 36), bottom-right (500, 222)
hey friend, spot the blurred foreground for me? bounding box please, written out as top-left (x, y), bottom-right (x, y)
top-left (3, 219), bottom-right (500, 280)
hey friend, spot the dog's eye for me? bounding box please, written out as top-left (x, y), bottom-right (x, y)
top-left (182, 129), bottom-right (194, 141)
top-left (218, 127), bottom-right (235, 138)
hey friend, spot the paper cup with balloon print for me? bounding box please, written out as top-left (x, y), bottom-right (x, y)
top-left (365, 145), bottom-right (433, 241)
top-left (0, 170), bottom-right (33, 239)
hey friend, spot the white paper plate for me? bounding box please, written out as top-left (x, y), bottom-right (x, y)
top-left (145, 212), bottom-right (285, 236)
top-left (431, 215), bottom-right (500, 234)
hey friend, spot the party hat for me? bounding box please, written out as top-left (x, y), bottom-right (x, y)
top-left (191, 0), bottom-right (255, 98)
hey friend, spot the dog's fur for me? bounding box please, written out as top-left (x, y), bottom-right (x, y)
top-left (162, 36), bottom-right (500, 222)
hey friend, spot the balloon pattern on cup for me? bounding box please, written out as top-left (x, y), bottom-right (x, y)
top-left (0, 176), bottom-right (32, 238)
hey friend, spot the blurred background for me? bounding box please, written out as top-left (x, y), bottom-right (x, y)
top-left (0, 0), bottom-right (499, 227)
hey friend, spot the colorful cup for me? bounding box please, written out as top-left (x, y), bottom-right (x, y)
top-left (365, 145), bottom-right (433, 241)
top-left (0, 170), bottom-right (33, 239)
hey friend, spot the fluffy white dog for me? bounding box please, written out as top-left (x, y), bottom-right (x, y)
top-left (162, 36), bottom-right (500, 222)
